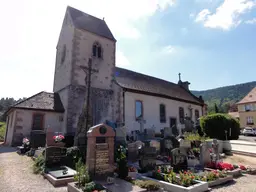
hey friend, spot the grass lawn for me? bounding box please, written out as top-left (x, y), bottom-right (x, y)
top-left (0, 121), bottom-right (6, 141)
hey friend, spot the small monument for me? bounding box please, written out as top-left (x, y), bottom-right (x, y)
top-left (212, 139), bottom-right (220, 161)
top-left (171, 148), bottom-right (188, 173)
top-left (86, 123), bottom-right (115, 178)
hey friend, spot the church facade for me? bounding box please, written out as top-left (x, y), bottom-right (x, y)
top-left (4, 6), bottom-right (205, 146)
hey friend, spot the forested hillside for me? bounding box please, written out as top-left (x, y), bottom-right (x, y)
top-left (192, 81), bottom-right (256, 114)
top-left (0, 97), bottom-right (26, 120)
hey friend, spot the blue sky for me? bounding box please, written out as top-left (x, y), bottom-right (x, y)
top-left (1, 0), bottom-right (256, 99)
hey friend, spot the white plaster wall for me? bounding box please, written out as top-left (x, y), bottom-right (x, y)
top-left (57, 88), bottom-right (69, 133)
top-left (5, 111), bottom-right (16, 145)
top-left (53, 12), bottom-right (74, 92)
top-left (124, 92), bottom-right (203, 133)
top-left (73, 29), bottom-right (115, 89)
top-left (13, 109), bottom-right (64, 138)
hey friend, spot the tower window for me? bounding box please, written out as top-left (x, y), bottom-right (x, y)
top-left (92, 42), bottom-right (102, 58)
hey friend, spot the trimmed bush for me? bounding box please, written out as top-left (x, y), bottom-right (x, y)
top-left (200, 113), bottom-right (240, 140)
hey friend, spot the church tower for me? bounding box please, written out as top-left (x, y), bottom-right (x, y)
top-left (53, 6), bottom-right (117, 135)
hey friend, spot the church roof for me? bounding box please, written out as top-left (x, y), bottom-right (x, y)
top-left (237, 87), bottom-right (256, 105)
top-left (67, 6), bottom-right (116, 41)
top-left (114, 67), bottom-right (204, 106)
top-left (7, 92), bottom-right (64, 114)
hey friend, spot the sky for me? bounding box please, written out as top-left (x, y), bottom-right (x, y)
top-left (1, 0), bottom-right (256, 99)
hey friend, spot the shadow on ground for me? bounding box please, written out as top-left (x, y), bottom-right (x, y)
top-left (0, 146), bottom-right (16, 154)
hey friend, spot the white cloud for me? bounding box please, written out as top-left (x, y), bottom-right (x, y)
top-left (116, 51), bottom-right (131, 67)
top-left (162, 45), bottom-right (175, 54)
top-left (195, 0), bottom-right (256, 30)
top-left (245, 18), bottom-right (256, 24)
top-left (195, 9), bottom-right (211, 22)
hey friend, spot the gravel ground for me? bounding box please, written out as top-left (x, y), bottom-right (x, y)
top-left (0, 146), bottom-right (67, 192)
top-left (1, 145), bottom-right (256, 192)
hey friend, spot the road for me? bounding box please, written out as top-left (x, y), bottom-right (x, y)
top-left (239, 135), bottom-right (256, 142)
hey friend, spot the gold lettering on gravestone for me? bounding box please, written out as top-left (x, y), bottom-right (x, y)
top-left (95, 144), bottom-right (109, 174)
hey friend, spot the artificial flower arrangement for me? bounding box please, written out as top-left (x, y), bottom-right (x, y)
top-left (207, 162), bottom-right (234, 171)
top-left (128, 166), bottom-right (138, 172)
top-left (53, 134), bottom-right (65, 143)
top-left (22, 137), bottom-right (30, 146)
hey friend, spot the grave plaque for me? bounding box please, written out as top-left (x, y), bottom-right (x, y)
top-left (95, 144), bottom-right (109, 175)
top-left (139, 146), bottom-right (157, 170)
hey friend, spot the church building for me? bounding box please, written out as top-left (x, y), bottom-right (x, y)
top-left (4, 6), bottom-right (206, 146)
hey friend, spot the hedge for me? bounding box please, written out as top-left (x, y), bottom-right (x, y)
top-left (200, 113), bottom-right (240, 140)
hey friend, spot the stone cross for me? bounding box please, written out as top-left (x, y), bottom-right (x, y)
top-left (137, 118), bottom-right (146, 133)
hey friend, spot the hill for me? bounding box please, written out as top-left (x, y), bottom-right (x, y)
top-left (192, 81), bottom-right (256, 114)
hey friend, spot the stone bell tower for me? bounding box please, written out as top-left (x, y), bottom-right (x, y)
top-left (53, 6), bottom-right (117, 136)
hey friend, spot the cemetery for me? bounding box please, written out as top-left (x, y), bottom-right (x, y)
top-left (14, 114), bottom-right (256, 192)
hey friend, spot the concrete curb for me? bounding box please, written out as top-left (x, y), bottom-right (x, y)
top-left (231, 150), bottom-right (256, 157)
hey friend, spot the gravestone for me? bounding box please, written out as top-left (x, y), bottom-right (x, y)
top-left (139, 142), bottom-right (157, 170)
top-left (86, 123), bottom-right (115, 178)
top-left (199, 142), bottom-right (211, 167)
top-left (164, 127), bottom-right (172, 138)
top-left (128, 141), bottom-right (144, 162)
top-left (30, 130), bottom-right (46, 148)
top-left (144, 129), bottom-right (155, 140)
top-left (171, 148), bottom-right (188, 173)
top-left (45, 146), bottom-right (67, 167)
top-left (161, 136), bottom-right (179, 156)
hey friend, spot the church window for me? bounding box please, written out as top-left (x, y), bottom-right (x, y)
top-left (92, 42), bottom-right (102, 58)
top-left (32, 113), bottom-right (44, 130)
top-left (195, 109), bottom-right (199, 122)
top-left (160, 104), bottom-right (166, 123)
top-left (61, 45), bottom-right (66, 64)
top-left (179, 107), bottom-right (185, 124)
top-left (135, 100), bottom-right (143, 120)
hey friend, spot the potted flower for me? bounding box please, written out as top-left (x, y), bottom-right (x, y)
top-left (128, 166), bottom-right (138, 178)
top-left (53, 134), bottom-right (65, 147)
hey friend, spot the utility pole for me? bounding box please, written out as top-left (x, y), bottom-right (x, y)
top-left (80, 58), bottom-right (98, 132)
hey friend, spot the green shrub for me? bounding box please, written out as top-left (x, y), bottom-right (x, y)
top-left (200, 113), bottom-right (240, 140)
top-left (0, 122), bottom-right (6, 141)
top-left (33, 153), bottom-right (45, 174)
top-left (66, 146), bottom-right (85, 169)
top-left (183, 132), bottom-right (209, 142)
top-left (74, 158), bottom-right (91, 187)
top-left (116, 145), bottom-right (128, 179)
top-left (134, 180), bottom-right (160, 191)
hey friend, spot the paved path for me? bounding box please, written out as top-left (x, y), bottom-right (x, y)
top-left (238, 135), bottom-right (256, 142)
top-left (0, 146), bottom-right (67, 192)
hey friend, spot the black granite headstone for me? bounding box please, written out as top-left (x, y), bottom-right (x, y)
top-left (30, 131), bottom-right (46, 148)
top-left (45, 146), bottom-right (67, 167)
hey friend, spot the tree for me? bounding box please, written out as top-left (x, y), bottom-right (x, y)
top-left (214, 103), bottom-right (219, 113)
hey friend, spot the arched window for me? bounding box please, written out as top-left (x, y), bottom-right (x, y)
top-left (160, 104), bottom-right (166, 123)
top-left (92, 42), bottom-right (102, 58)
top-left (179, 107), bottom-right (185, 124)
top-left (195, 109), bottom-right (199, 121)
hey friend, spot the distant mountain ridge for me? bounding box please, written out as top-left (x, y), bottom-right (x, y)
top-left (192, 81), bottom-right (256, 113)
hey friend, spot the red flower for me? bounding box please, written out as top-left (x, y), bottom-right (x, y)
top-left (157, 169), bottom-right (161, 173)
top-left (239, 165), bottom-right (246, 170)
top-left (53, 136), bottom-right (57, 139)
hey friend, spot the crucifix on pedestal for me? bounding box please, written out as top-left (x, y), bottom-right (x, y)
top-left (80, 58), bottom-right (99, 132)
